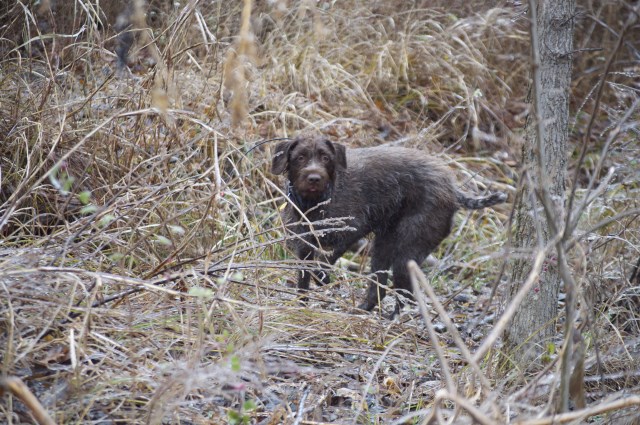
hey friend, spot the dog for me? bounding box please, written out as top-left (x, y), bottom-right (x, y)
top-left (271, 136), bottom-right (507, 318)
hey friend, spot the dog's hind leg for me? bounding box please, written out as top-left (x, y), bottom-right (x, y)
top-left (388, 257), bottom-right (425, 318)
top-left (358, 240), bottom-right (393, 312)
top-left (379, 214), bottom-right (447, 318)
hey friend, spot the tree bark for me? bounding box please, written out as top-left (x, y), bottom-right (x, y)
top-left (505, 0), bottom-right (575, 363)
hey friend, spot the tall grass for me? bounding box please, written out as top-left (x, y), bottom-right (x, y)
top-left (1, 0), bottom-right (638, 423)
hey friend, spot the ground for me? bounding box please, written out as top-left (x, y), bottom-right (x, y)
top-left (1, 1), bottom-right (639, 423)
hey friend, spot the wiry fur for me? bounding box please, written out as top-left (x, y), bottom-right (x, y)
top-left (272, 136), bottom-right (507, 317)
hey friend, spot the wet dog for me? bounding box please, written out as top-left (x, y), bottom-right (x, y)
top-left (271, 136), bottom-right (506, 317)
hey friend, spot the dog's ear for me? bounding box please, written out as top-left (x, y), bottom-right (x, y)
top-left (322, 139), bottom-right (347, 170)
top-left (271, 140), bottom-right (295, 175)
top-left (332, 142), bottom-right (347, 170)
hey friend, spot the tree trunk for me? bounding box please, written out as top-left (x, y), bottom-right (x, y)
top-left (505, 0), bottom-right (575, 363)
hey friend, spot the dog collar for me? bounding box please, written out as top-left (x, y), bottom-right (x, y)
top-left (286, 181), bottom-right (332, 212)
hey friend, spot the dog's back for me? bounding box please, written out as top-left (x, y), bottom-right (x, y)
top-left (332, 146), bottom-right (459, 236)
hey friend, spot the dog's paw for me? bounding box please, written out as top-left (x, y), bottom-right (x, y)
top-left (312, 269), bottom-right (331, 286)
top-left (356, 301), bottom-right (375, 312)
top-left (351, 304), bottom-right (370, 315)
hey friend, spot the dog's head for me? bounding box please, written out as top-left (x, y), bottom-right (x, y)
top-left (271, 137), bottom-right (347, 202)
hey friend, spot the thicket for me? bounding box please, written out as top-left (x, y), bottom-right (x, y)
top-left (0, 1), bottom-right (638, 423)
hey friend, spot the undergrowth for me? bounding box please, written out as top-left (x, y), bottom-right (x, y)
top-left (1, 0), bottom-right (639, 423)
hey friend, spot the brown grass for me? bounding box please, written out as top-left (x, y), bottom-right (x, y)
top-left (1, 0), bottom-right (639, 423)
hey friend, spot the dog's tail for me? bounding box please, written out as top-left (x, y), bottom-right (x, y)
top-left (456, 191), bottom-right (507, 210)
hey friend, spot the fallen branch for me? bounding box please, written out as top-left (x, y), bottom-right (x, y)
top-left (0, 377), bottom-right (56, 425)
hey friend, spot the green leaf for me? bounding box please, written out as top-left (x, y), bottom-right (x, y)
top-left (62, 173), bottom-right (75, 192)
top-left (109, 253), bottom-right (125, 262)
top-left (231, 355), bottom-right (241, 372)
top-left (547, 342), bottom-right (556, 355)
top-left (227, 411), bottom-right (241, 425)
top-left (78, 191), bottom-right (91, 205)
top-left (167, 225), bottom-right (185, 235)
top-left (98, 214), bottom-right (115, 227)
top-left (188, 287), bottom-right (214, 298)
top-left (47, 165), bottom-right (61, 189)
top-left (153, 235), bottom-right (172, 246)
top-left (80, 205), bottom-right (97, 215)
top-left (242, 399), bottom-right (256, 412)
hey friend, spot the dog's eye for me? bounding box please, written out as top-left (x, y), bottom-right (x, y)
top-left (320, 155), bottom-right (330, 163)
top-left (296, 154), bottom-right (306, 162)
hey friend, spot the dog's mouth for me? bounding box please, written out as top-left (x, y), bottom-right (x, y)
top-left (294, 180), bottom-right (330, 200)
top-left (299, 184), bottom-right (327, 198)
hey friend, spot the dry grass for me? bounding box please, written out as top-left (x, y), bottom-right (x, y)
top-left (1, 0), bottom-right (639, 423)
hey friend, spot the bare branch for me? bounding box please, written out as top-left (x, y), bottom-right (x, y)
top-left (474, 236), bottom-right (560, 363)
top-left (565, 1), bottom-right (640, 232)
top-left (409, 262), bottom-right (457, 395)
top-left (0, 377), bottom-right (56, 425)
top-left (514, 396), bottom-right (640, 425)
top-left (409, 261), bottom-right (492, 393)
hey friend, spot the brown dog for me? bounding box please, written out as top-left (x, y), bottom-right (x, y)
top-left (271, 136), bottom-right (506, 317)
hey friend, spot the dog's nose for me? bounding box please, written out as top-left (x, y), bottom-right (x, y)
top-left (307, 173), bottom-right (322, 184)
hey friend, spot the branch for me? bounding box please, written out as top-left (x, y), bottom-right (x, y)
top-left (409, 263), bottom-right (457, 395)
top-left (0, 377), bottom-right (56, 425)
top-left (565, 2), bottom-right (640, 234)
top-left (409, 261), bottom-right (492, 393)
top-left (473, 235), bottom-right (561, 363)
top-left (514, 396), bottom-right (640, 425)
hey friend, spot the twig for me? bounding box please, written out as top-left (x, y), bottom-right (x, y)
top-left (408, 261), bottom-right (492, 393)
top-left (435, 390), bottom-right (498, 425)
top-left (473, 236), bottom-right (561, 364)
top-left (556, 243), bottom-right (580, 412)
top-left (351, 339), bottom-right (400, 425)
top-left (292, 384), bottom-right (309, 425)
top-left (567, 96), bottom-right (640, 236)
top-left (565, 1), bottom-right (640, 233)
top-left (409, 263), bottom-right (456, 395)
top-left (514, 395), bottom-right (640, 425)
top-left (567, 207), bottom-right (640, 250)
top-left (0, 377), bottom-right (56, 425)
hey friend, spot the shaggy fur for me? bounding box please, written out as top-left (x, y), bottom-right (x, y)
top-left (272, 136), bottom-right (507, 317)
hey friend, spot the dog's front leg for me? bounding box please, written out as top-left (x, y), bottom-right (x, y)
top-left (312, 245), bottom-right (349, 286)
top-left (298, 269), bottom-right (313, 291)
top-left (295, 248), bottom-right (314, 303)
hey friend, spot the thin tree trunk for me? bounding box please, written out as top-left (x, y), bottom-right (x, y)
top-left (505, 0), bottom-right (575, 363)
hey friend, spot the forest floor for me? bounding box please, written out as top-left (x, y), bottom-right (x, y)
top-left (1, 1), bottom-right (639, 424)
